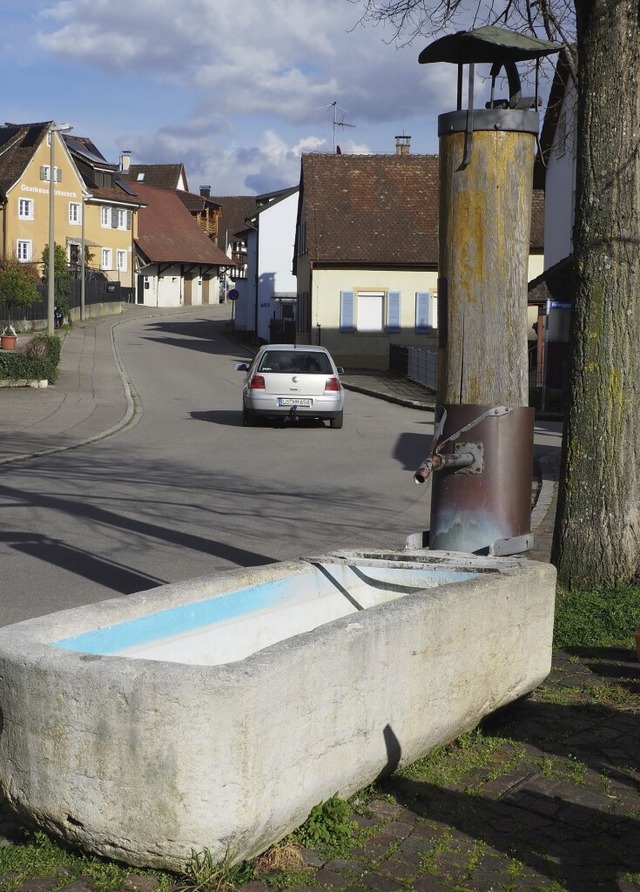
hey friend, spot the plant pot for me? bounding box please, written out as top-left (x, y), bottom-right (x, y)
top-left (1, 334), bottom-right (17, 350)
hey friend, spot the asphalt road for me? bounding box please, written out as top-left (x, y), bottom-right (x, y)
top-left (0, 312), bottom-right (436, 627)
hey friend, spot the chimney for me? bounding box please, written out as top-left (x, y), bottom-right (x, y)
top-left (200, 185), bottom-right (211, 198)
top-left (395, 135), bottom-right (411, 156)
top-left (120, 150), bottom-right (131, 172)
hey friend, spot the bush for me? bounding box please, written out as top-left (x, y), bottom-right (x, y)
top-left (0, 262), bottom-right (40, 329)
top-left (0, 334), bottom-right (61, 384)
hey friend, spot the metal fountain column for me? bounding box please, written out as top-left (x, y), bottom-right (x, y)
top-left (415, 27), bottom-right (560, 555)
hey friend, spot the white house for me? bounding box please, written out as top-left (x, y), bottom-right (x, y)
top-left (235, 187), bottom-right (299, 342)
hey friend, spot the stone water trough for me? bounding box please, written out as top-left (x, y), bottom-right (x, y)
top-left (0, 549), bottom-right (556, 870)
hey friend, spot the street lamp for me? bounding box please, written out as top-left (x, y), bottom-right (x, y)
top-left (47, 123), bottom-right (72, 335)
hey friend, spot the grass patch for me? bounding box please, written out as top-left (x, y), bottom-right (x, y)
top-left (0, 830), bottom-right (172, 892)
top-left (553, 583), bottom-right (640, 650)
top-left (395, 729), bottom-right (524, 790)
top-left (176, 848), bottom-right (253, 892)
top-left (539, 753), bottom-right (587, 785)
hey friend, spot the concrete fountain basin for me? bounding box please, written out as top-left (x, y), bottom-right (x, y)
top-left (0, 549), bottom-right (556, 870)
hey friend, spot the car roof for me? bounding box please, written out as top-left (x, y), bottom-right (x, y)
top-left (260, 344), bottom-right (330, 353)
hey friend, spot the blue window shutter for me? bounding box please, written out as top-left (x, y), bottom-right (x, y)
top-left (415, 291), bottom-right (431, 332)
top-left (340, 291), bottom-right (355, 332)
top-left (387, 291), bottom-right (401, 332)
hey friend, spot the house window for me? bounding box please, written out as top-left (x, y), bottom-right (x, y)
top-left (116, 250), bottom-right (127, 272)
top-left (101, 207), bottom-right (110, 228)
top-left (18, 198), bottom-right (34, 220)
top-left (39, 165), bottom-right (62, 183)
top-left (101, 248), bottom-right (113, 270)
top-left (69, 202), bottom-right (82, 224)
top-left (339, 290), bottom-right (401, 333)
top-left (16, 240), bottom-right (32, 262)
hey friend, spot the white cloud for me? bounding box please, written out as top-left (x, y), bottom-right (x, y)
top-left (24, 0), bottom-right (457, 192)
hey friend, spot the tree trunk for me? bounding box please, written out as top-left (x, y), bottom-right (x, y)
top-left (553, 1), bottom-right (640, 589)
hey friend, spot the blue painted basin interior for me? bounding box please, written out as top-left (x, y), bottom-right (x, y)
top-left (53, 562), bottom-right (477, 662)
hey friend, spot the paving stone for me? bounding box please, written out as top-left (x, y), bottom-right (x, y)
top-left (12, 881), bottom-right (60, 892)
top-left (365, 800), bottom-right (404, 820)
top-left (360, 874), bottom-right (406, 891)
top-left (374, 852), bottom-right (424, 882)
top-left (56, 881), bottom-right (97, 892)
top-left (126, 876), bottom-right (163, 892)
top-left (324, 858), bottom-right (367, 873)
top-left (313, 868), bottom-right (348, 888)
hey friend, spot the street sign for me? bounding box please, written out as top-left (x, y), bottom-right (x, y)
top-left (228, 289), bottom-right (239, 301)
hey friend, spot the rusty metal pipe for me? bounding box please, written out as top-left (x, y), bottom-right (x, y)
top-left (414, 451), bottom-right (475, 484)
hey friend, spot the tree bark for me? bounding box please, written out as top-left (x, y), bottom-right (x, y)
top-left (552, 1), bottom-right (640, 588)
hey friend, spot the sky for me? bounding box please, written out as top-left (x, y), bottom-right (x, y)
top-left (2, 1), bottom-right (505, 196)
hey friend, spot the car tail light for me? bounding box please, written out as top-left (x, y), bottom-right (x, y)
top-left (249, 374), bottom-right (266, 390)
top-left (324, 376), bottom-right (341, 392)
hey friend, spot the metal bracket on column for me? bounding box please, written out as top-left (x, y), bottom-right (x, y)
top-left (489, 533), bottom-right (534, 556)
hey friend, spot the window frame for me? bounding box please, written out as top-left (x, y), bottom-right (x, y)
top-left (16, 239), bottom-right (33, 262)
top-left (101, 248), bottom-right (113, 270)
top-left (18, 198), bottom-right (34, 220)
top-left (116, 250), bottom-right (127, 272)
top-left (69, 202), bottom-right (82, 225)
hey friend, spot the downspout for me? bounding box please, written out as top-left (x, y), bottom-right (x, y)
top-left (254, 225), bottom-right (259, 343)
top-left (1, 196), bottom-right (7, 263)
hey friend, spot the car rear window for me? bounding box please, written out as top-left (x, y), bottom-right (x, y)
top-left (257, 351), bottom-right (333, 373)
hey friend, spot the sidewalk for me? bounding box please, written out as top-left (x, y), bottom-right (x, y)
top-left (1, 312), bottom-right (638, 892)
top-left (0, 310), bottom-right (138, 464)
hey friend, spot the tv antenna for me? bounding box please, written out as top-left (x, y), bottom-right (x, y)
top-left (319, 101), bottom-right (355, 153)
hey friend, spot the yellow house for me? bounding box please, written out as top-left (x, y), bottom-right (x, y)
top-left (0, 122), bottom-right (84, 275)
top-left (0, 122), bottom-right (142, 294)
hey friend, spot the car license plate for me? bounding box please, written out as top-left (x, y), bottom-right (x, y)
top-left (277, 398), bottom-right (312, 407)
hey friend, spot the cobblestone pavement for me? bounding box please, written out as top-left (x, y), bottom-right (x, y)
top-left (232, 646), bottom-right (639, 892)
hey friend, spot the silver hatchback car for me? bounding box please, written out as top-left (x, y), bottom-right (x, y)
top-left (235, 344), bottom-right (345, 428)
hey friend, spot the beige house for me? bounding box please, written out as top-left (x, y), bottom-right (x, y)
top-left (64, 136), bottom-right (143, 291)
top-left (294, 150), bottom-right (544, 371)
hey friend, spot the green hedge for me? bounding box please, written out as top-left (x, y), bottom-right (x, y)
top-left (0, 334), bottom-right (61, 384)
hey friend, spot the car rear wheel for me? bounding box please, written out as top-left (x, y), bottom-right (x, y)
top-left (242, 406), bottom-right (256, 427)
top-left (329, 411), bottom-right (343, 429)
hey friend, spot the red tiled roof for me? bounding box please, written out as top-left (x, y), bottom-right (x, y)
top-left (123, 164), bottom-right (188, 192)
top-left (300, 152), bottom-right (543, 266)
top-left (300, 153), bottom-right (440, 266)
top-left (530, 188), bottom-right (545, 251)
top-left (177, 190), bottom-right (222, 213)
top-left (132, 182), bottom-right (229, 265)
